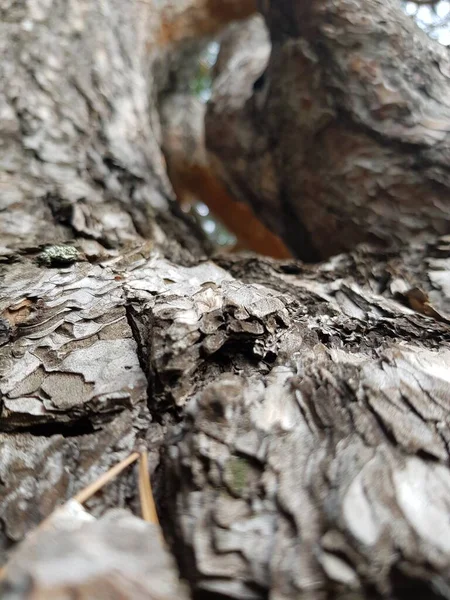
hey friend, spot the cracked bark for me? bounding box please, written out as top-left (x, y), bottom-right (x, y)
top-left (1, 1), bottom-right (450, 599)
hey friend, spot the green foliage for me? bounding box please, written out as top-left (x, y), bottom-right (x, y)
top-left (187, 42), bottom-right (236, 248)
top-left (190, 59), bottom-right (213, 101)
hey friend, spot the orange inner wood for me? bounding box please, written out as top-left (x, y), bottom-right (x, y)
top-left (171, 163), bottom-right (291, 259)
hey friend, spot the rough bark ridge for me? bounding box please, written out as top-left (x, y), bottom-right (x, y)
top-left (2, 506), bottom-right (189, 600)
top-left (0, 0), bottom-right (257, 262)
top-left (1, 1), bottom-right (450, 600)
top-left (207, 2), bottom-right (450, 260)
top-left (164, 238), bottom-right (450, 599)
top-left (0, 0), bottom-right (172, 254)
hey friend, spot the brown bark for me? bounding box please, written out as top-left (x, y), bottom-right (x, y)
top-left (1, 1), bottom-right (450, 600)
top-left (157, 0), bottom-right (257, 46)
top-left (206, 4), bottom-right (450, 260)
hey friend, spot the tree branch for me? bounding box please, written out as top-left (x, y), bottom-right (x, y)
top-left (206, 2), bottom-right (450, 260)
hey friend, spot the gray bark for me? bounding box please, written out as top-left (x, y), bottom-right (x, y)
top-left (164, 239), bottom-right (450, 599)
top-left (1, 1), bottom-right (450, 599)
top-left (2, 506), bottom-right (189, 599)
top-left (0, 0), bottom-right (213, 261)
top-left (206, 3), bottom-right (450, 260)
top-left (0, 0), bottom-right (210, 569)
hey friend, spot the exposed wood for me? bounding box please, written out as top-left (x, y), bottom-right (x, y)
top-left (161, 94), bottom-right (291, 258)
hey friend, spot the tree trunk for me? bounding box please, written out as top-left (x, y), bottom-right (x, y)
top-left (1, 1), bottom-right (450, 599)
top-left (206, 2), bottom-right (450, 260)
top-left (0, 0), bottom-right (248, 568)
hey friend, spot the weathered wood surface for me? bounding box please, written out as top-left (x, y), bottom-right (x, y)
top-left (161, 93), bottom-right (292, 258)
top-left (1, 1), bottom-right (450, 599)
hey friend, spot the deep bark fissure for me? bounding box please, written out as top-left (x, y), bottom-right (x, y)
top-left (0, 417), bottom-right (97, 438)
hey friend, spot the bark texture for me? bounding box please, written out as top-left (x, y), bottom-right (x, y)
top-left (206, 3), bottom-right (450, 260)
top-left (0, 0), bottom-right (257, 261)
top-left (163, 237), bottom-right (450, 599)
top-left (1, 1), bottom-right (450, 600)
top-left (2, 505), bottom-right (188, 599)
top-left (0, 0), bottom-right (254, 567)
top-left (1, 0), bottom-right (171, 254)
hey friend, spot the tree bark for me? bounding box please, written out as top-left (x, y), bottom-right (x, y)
top-left (0, 0), bottom-right (250, 569)
top-left (206, 2), bottom-right (450, 260)
top-left (163, 239), bottom-right (450, 599)
top-left (1, 1), bottom-right (450, 599)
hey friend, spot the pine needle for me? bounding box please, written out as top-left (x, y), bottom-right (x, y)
top-left (139, 450), bottom-right (159, 525)
top-left (0, 450), bottom-right (160, 584)
top-left (74, 451), bottom-right (140, 505)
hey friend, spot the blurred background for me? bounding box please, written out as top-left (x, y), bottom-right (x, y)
top-left (184, 1), bottom-right (450, 253)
